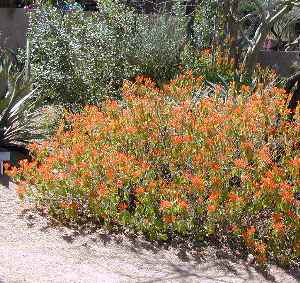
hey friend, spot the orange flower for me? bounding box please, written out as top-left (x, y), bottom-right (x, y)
top-left (171, 135), bottom-right (193, 144)
top-left (97, 183), bottom-right (106, 197)
top-left (116, 179), bottom-right (123, 188)
top-left (256, 254), bottom-right (267, 264)
top-left (59, 201), bottom-right (78, 210)
top-left (258, 146), bottom-right (273, 165)
top-left (210, 163), bottom-right (221, 171)
top-left (190, 175), bottom-right (204, 189)
top-left (125, 126), bottom-right (137, 134)
top-left (272, 213), bottom-right (283, 223)
top-left (255, 242), bottom-right (267, 254)
top-left (211, 176), bottom-right (221, 186)
top-left (118, 202), bottom-right (128, 211)
top-left (208, 191), bottom-right (220, 201)
top-left (289, 157), bottom-right (300, 168)
top-left (215, 84), bottom-right (222, 96)
top-left (241, 84), bottom-right (250, 93)
top-left (106, 168), bottom-right (114, 180)
top-left (280, 182), bottom-right (293, 191)
top-left (160, 200), bottom-right (172, 210)
top-left (243, 226), bottom-right (256, 239)
top-left (148, 181), bottom-right (156, 190)
top-left (202, 48), bottom-right (211, 56)
top-left (162, 214), bottom-right (176, 224)
top-left (27, 142), bottom-right (39, 152)
top-left (178, 199), bottom-right (188, 210)
top-left (254, 190), bottom-right (262, 199)
top-left (109, 100), bottom-right (118, 110)
top-left (19, 159), bottom-right (31, 170)
top-left (197, 196), bottom-right (204, 204)
top-left (234, 158), bottom-right (248, 169)
top-left (261, 176), bottom-right (277, 191)
top-left (280, 190), bottom-right (293, 203)
top-left (241, 174), bottom-right (251, 183)
top-left (135, 186), bottom-right (145, 194)
top-left (287, 210), bottom-right (296, 218)
top-left (73, 144), bottom-right (84, 156)
top-left (207, 204), bottom-right (217, 213)
top-left (273, 221), bottom-right (285, 234)
top-left (241, 141), bottom-right (254, 151)
top-left (228, 224), bottom-right (239, 233)
top-left (75, 178), bottom-right (83, 186)
top-left (228, 192), bottom-right (242, 202)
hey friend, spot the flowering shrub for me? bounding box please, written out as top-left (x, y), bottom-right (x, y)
top-left (8, 72), bottom-right (300, 266)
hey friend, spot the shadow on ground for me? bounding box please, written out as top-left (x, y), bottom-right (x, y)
top-left (3, 175), bottom-right (300, 283)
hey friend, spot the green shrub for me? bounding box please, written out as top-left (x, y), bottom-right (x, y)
top-left (9, 73), bottom-right (300, 267)
top-left (25, 3), bottom-right (186, 109)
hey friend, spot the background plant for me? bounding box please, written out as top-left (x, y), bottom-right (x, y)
top-left (25, 2), bottom-right (187, 109)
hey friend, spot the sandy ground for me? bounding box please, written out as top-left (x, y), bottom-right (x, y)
top-left (0, 176), bottom-right (299, 283)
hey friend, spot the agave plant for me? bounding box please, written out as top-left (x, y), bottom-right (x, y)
top-left (0, 50), bottom-right (41, 150)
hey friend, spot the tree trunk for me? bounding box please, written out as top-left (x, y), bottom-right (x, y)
top-left (242, 24), bottom-right (269, 81)
top-left (285, 71), bottom-right (300, 121)
top-left (227, 0), bottom-right (240, 67)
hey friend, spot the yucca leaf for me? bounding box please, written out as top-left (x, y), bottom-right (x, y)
top-left (0, 50), bottom-right (42, 148)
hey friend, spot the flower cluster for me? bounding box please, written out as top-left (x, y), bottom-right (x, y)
top-left (8, 72), bottom-right (300, 266)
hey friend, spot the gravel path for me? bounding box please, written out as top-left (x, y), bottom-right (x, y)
top-left (0, 176), bottom-right (299, 283)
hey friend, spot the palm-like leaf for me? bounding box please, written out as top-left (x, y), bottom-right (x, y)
top-left (0, 51), bottom-right (41, 148)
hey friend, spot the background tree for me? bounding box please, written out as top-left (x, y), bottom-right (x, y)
top-left (236, 0), bottom-right (300, 79)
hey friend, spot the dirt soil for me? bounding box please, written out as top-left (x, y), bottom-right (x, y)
top-left (0, 176), bottom-right (299, 283)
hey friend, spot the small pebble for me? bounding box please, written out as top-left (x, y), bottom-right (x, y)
top-left (247, 253), bottom-right (255, 264)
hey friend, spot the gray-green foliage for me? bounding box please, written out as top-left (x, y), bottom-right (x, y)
top-left (26, 2), bottom-right (187, 109)
top-left (0, 51), bottom-right (41, 147)
top-left (193, 0), bottom-right (218, 48)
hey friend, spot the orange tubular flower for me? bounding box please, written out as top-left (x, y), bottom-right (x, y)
top-left (197, 196), bottom-right (204, 204)
top-left (258, 146), bottom-right (273, 165)
top-left (118, 202), bottom-right (128, 211)
top-left (135, 186), bottom-right (145, 194)
top-left (227, 224), bottom-right (239, 233)
top-left (207, 204), bottom-right (217, 213)
top-left (116, 179), bottom-right (123, 188)
top-left (228, 192), bottom-right (242, 202)
top-left (59, 201), bottom-right (78, 210)
top-left (178, 199), bottom-right (189, 210)
top-left (160, 200), bottom-right (172, 210)
top-left (280, 190), bottom-right (293, 203)
top-left (97, 183), bottom-right (106, 197)
top-left (261, 176), bottom-right (277, 191)
top-left (162, 214), bottom-right (176, 224)
top-left (255, 242), bottom-right (267, 254)
top-left (171, 135), bottom-right (193, 144)
top-left (256, 254), bottom-right (267, 264)
top-left (234, 158), bottom-right (248, 169)
top-left (273, 221), bottom-right (285, 234)
top-left (241, 85), bottom-right (250, 94)
top-left (190, 175), bottom-right (204, 188)
top-left (210, 162), bottom-right (221, 171)
top-left (245, 226), bottom-right (256, 238)
top-left (208, 191), bottom-right (220, 201)
top-left (289, 157), bottom-right (300, 168)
